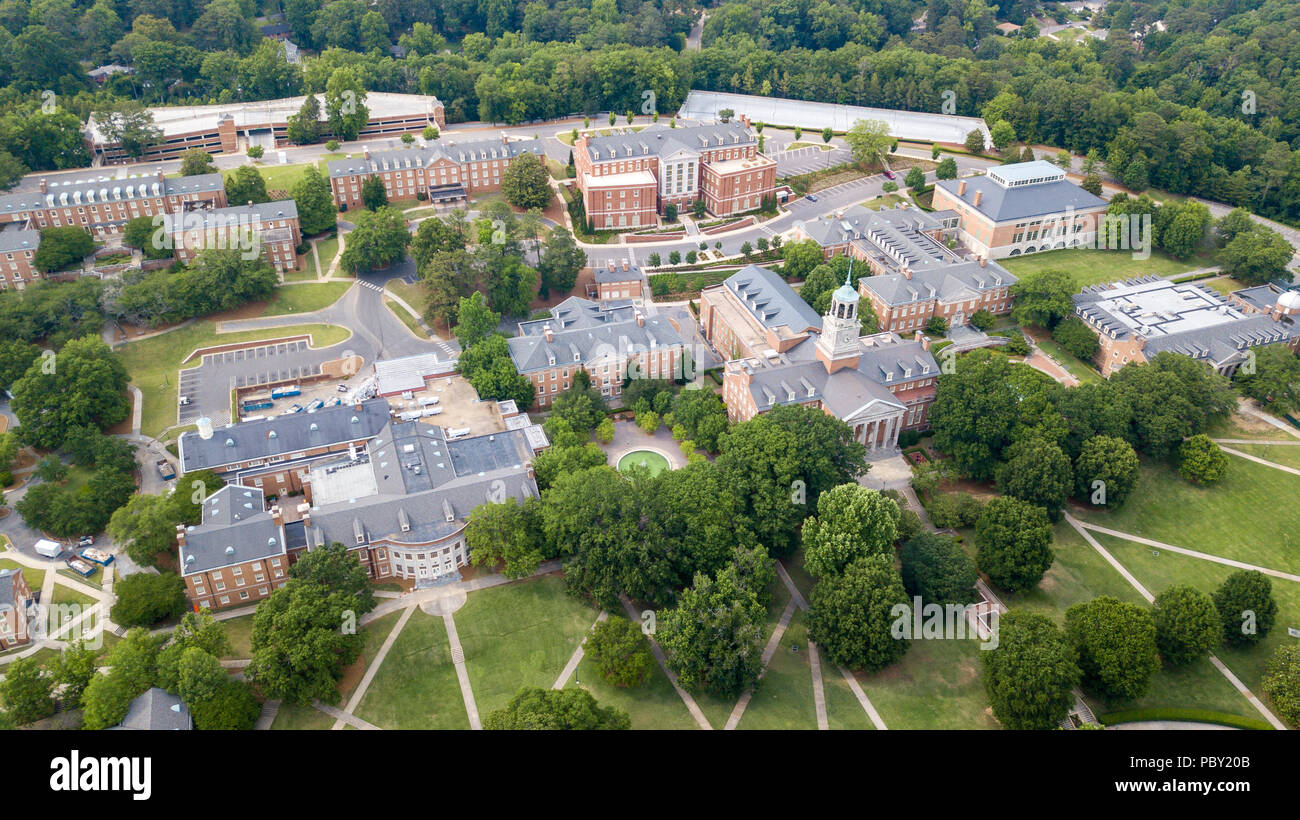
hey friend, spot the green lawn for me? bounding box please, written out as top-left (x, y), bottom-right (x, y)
top-left (453, 575), bottom-right (599, 717)
top-left (260, 281), bottom-right (352, 317)
top-left (787, 141), bottom-right (835, 151)
top-left (384, 296), bottom-right (429, 339)
top-left (1205, 414), bottom-right (1299, 441)
top-left (861, 193), bottom-right (906, 210)
top-left (1222, 442), bottom-right (1300, 470)
top-left (1032, 336), bottom-right (1103, 384)
top-left (1075, 458), bottom-right (1300, 575)
top-left (0, 559), bottom-right (44, 591)
top-left (119, 321), bottom-right (352, 436)
top-left (737, 610), bottom-right (820, 730)
top-left (1001, 248), bottom-right (1211, 286)
top-left (339, 610), bottom-right (404, 702)
top-left (219, 614), bottom-right (254, 660)
top-left (354, 610), bottom-right (471, 730)
top-left (855, 632), bottom-right (1000, 729)
top-left (50, 583), bottom-right (97, 610)
top-left (271, 700), bottom-right (337, 730)
top-left (1094, 532), bottom-right (1300, 704)
top-left (823, 660), bottom-right (878, 730)
top-left (565, 646), bottom-right (699, 730)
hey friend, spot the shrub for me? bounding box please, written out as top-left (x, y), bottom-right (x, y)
top-left (1213, 570), bottom-right (1278, 647)
top-left (899, 532), bottom-right (978, 605)
top-left (1178, 434), bottom-right (1228, 484)
top-left (1262, 644), bottom-right (1300, 729)
top-left (1066, 596), bottom-right (1161, 701)
top-left (1152, 585), bottom-right (1222, 665)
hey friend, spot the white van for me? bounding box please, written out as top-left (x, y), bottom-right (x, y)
top-left (34, 539), bottom-right (63, 558)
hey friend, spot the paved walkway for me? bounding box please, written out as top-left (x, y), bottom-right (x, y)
top-left (332, 604), bottom-right (415, 729)
top-left (807, 640), bottom-right (829, 730)
top-left (604, 421), bottom-right (686, 471)
top-left (255, 699), bottom-right (281, 730)
top-left (1235, 400), bottom-right (1300, 439)
top-left (443, 610), bottom-right (481, 730)
top-left (1072, 519), bottom-right (1300, 583)
top-left (553, 611), bottom-right (608, 690)
top-left (311, 700), bottom-right (381, 730)
top-left (1063, 515), bottom-right (1287, 730)
top-left (1212, 438), bottom-right (1300, 445)
top-left (1218, 445), bottom-right (1300, 477)
top-left (724, 598), bottom-right (798, 730)
top-left (619, 594), bottom-right (712, 729)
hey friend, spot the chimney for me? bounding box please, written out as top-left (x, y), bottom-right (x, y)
top-left (973, 190), bottom-right (983, 207)
top-left (634, 310), bottom-right (645, 327)
top-left (175, 524), bottom-right (187, 546)
top-left (247, 200), bottom-right (253, 207)
top-left (902, 266), bottom-right (913, 280)
top-left (543, 324), bottom-right (554, 342)
top-left (298, 502), bottom-right (312, 528)
top-left (362, 146), bottom-right (371, 160)
top-left (607, 259), bottom-right (615, 271)
top-left (39, 178), bottom-right (47, 193)
top-left (957, 180), bottom-right (966, 196)
top-left (502, 132), bottom-right (509, 145)
top-left (270, 504), bottom-right (283, 527)
top-left (354, 400), bottom-right (363, 411)
top-left (524, 461), bottom-right (534, 480)
top-left (622, 259), bottom-right (629, 271)
top-left (914, 330), bottom-right (931, 351)
top-left (979, 256), bottom-right (987, 267)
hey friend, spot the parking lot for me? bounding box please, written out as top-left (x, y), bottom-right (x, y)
top-left (768, 144), bottom-right (852, 176)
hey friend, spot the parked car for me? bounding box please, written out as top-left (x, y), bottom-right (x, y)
top-left (337, 384), bottom-right (349, 393)
top-left (77, 535), bottom-right (94, 548)
top-left (883, 170), bottom-right (896, 180)
top-left (805, 194), bottom-right (818, 202)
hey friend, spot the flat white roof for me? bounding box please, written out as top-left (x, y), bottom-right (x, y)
top-left (86, 92), bottom-right (443, 145)
top-left (1090, 279), bottom-right (1245, 339)
top-left (584, 170), bottom-right (657, 188)
top-left (677, 90), bottom-right (991, 145)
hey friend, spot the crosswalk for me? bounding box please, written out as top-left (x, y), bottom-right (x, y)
top-left (359, 280), bottom-right (384, 292)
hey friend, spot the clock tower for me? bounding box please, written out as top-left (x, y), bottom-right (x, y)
top-left (815, 263), bottom-right (863, 374)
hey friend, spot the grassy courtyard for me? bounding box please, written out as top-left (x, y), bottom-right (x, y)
top-left (119, 320), bottom-right (352, 436)
top-left (218, 614), bottom-right (255, 660)
top-left (1074, 458), bottom-right (1300, 575)
top-left (565, 648), bottom-right (699, 730)
top-left (1001, 247), bottom-right (1211, 287)
top-left (260, 281), bottom-right (352, 317)
top-left (737, 610), bottom-right (820, 730)
top-left (1223, 442), bottom-right (1300, 470)
top-left (354, 611), bottom-right (469, 730)
top-left (854, 631), bottom-right (1000, 730)
top-left (453, 575), bottom-right (600, 717)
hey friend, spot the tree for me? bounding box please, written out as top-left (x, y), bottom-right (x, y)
top-left (1236, 345), bottom-right (1300, 413)
top-left (924, 315), bottom-right (948, 335)
top-left (801, 484), bottom-right (900, 578)
top-left (340, 207), bottom-right (409, 274)
top-left (0, 657), bottom-right (55, 725)
top-left (995, 436), bottom-right (1073, 520)
top-left (247, 579), bottom-right (365, 706)
top-left (904, 166), bottom-right (926, 190)
top-left (179, 148), bottom-right (217, 176)
top-left (990, 120), bottom-right (1016, 154)
top-left (1052, 317), bottom-right (1100, 360)
top-left (659, 565), bottom-right (766, 697)
top-left (111, 572), bottom-right (188, 627)
top-left (780, 239), bottom-right (823, 280)
top-left (224, 165), bottom-right (269, 206)
top-left (1065, 596), bottom-right (1161, 700)
top-left (935, 157), bottom-right (958, 179)
top-left (52, 640), bottom-right (101, 710)
top-left (586, 616), bottom-right (654, 687)
top-left (290, 167), bottom-right (337, 236)
top-left (1073, 435), bottom-right (1140, 508)
top-left (484, 687), bottom-right (629, 729)
top-left (454, 292), bottom-right (500, 349)
top-left (247, 146), bottom-right (264, 160)
top-left (964, 129), bottom-right (986, 153)
top-left (1081, 172), bottom-right (1103, 196)
top-left (466, 497), bottom-right (545, 579)
top-left (325, 68), bottom-right (369, 141)
top-left (93, 100), bottom-right (161, 160)
top-left (899, 532), bottom-right (978, 605)
top-left (10, 335), bottom-right (130, 450)
top-left (809, 557), bottom-right (909, 671)
top-left (286, 93), bottom-right (323, 145)
top-left (288, 542), bottom-right (377, 615)
top-left (1213, 570), bottom-right (1278, 648)
top-left (1152, 585), bottom-right (1221, 666)
top-left (361, 175), bottom-right (388, 211)
top-left (1217, 225), bottom-right (1294, 286)
top-left (191, 678), bottom-right (261, 730)
top-left (974, 497), bottom-right (1054, 592)
top-left (537, 227), bottom-right (585, 297)
top-left (33, 227), bottom-right (94, 273)
top-left (501, 153), bottom-right (553, 211)
top-left (983, 610), bottom-right (1079, 730)
top-left (929, 350), bottom-right (1020, 480)
top-left (692, 199), bottom-right (706, 219)
top-left (1178, 434), bottom-right (1228, 484)
top-left (1010, 269), bottom-right (1077, 328)
top-left (1262, 645), bottom-right (1300, 729)
top-left (844, 118), bottom-right (891, 168)
top-left (821, 127), bottom-right (833, 143)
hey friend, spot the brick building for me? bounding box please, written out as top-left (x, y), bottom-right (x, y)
top-left (160, 200), bottom-right (303, 271)
top-left (703, 265), bottom-right (939, 451)
top-left (0, 171), bottom-right (227, 237)
top-left (588, 258), bottom-right (645, 301)
top-left (86, 93), bottom-right (446, 164)
top-left (573, 122), bottom-right (776, 229)
top-left (326, 137), bottom-right (544, 211)
top-left (178, 417), bottom-right (547, 609)
top-left (0, 222), bottom-right (39, 290)
top-left (1073, 277), bottom-right (1300, 377)
top-left (931, 161), bottom-right (1107, 259)
top-left (507, 296), bottom-right (686, 407)
top-left (0, 568), bottom-right (34, 649)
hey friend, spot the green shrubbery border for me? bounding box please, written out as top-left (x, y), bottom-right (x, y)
top-left (1098, 708), bottom-right (1274, 730)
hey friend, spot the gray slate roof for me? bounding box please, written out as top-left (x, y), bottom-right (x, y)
top-left (723, 265), bottom-right (823, 335)
top-left (0, 223), bottom-right (38, 254)
top-left (508, 297), bottom-right (683, 374)
top-left (860, 260), bottom-right (1015, 307)
top-left (182, 485), bottom-right (286, 573)
top-left (327, 139), bottom-right (544, 179)
top-left (0, 568), bottom-right (25, 609)
top-left (178, 398), bottom-right (392, 473)
top-left (112, 688), bottom-right (192, 731)
top-left (935, 163), bottom-right (1105, 222)
top-left (0, 173), bottom-right (225, 216)
top-left (159, 200), bottom-right (299, 233)
top-left (583, 123), bottom-right (754, 163)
